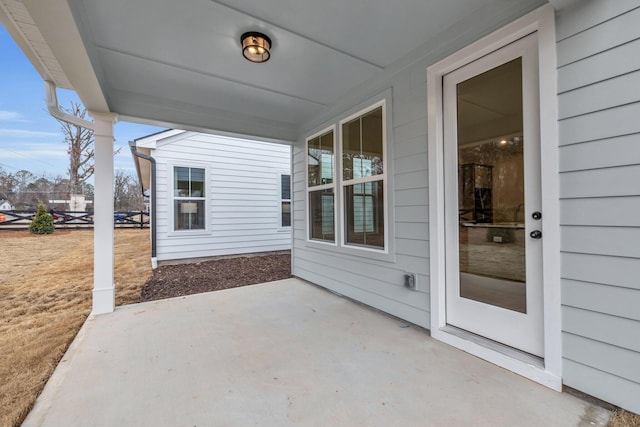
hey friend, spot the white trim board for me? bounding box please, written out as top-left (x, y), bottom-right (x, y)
top-left (338, 99), bottom-right (389, 255)
top-left (305, 125), bottom-right (338, 247)
top-left (166, 161), bottom-right (212, 238)
top-left (426, 4), bottom-right (562, 390)
top-left (303, 89), bottom-right (397, 263)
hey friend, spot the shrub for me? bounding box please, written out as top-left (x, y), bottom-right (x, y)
top-left (29, 203), bottom-right (55, 234)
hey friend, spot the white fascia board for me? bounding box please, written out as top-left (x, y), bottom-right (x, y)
top-left (22, 0), bottom-right (109, 113)
top-left (132, 138), bottom-right (157, 150)
top-left (155, 130), bottom-right (195, 148)
top-left (134, 129), bottom-right (186, 149)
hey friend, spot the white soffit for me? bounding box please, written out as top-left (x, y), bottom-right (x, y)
top-left (213, 0), bottom-right (502, 67)
top-left (70, 0), bottom-right (382, 126)
top-left (68, 0), bottom-right (531, 130)
top-left (0, 0), bottom-right (72, 89)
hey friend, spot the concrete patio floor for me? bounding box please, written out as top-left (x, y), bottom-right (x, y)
top-left (23, 278), bottom-right (610, 426)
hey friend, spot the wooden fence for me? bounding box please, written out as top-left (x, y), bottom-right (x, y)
top-left (0, 210), bottom-right (149, 230)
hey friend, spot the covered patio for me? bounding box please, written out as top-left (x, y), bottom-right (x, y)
top-left (23, 279), bottom-right (608, 426)
top-left (4, 0), bottom-right (640, 419)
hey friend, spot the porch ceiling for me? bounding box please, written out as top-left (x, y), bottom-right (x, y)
top-left (3, 0), bottom-right (552, 140)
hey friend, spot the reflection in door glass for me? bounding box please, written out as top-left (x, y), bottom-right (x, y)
top-left (456, 58), bottom-right (527, 313)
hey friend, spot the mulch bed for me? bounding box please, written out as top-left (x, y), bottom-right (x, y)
top-left (140, 252), bottom-right (292, 302)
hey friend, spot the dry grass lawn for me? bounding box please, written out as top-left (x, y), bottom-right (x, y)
top-left (0, 229), bottom-right (151, 427)
top-left (609, 409), bottom-right (640, 427)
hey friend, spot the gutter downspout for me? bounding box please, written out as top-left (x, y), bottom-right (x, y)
top-left (129, 141), bottom-right (158, 269)
top-left (45, 80), bottom-right (94, 130)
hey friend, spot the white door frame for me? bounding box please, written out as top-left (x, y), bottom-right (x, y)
top-left (444, 33), bottom-right (544, 357)
top-left (427, 4), bottom-right (562, 390)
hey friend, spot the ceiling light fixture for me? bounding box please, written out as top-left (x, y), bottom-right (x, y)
top-left (241, 32), bottom-right (271, 63)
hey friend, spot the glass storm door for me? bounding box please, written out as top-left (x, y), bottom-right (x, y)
top-left (443, 34), bottom-right (544, 357)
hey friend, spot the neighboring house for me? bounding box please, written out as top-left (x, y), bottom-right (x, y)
top-left (131, 130), bottom-right (292, 266)
top-left (0, 199), bottom-right (14, 210)
top-left (3, 0), bottom-right (639, 415)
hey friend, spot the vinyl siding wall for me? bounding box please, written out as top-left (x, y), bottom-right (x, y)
top-left (153, 132), bottom-right (292, 261)
top-left (292, 93), bottom-right (431, 328)
top-left (556, 0), bottom-right (640, 413)
top-left (291, 0), bottom-right (546, 329)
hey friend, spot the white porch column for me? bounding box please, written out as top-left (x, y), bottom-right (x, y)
top-left (89, 111), bottom-right (118, 314)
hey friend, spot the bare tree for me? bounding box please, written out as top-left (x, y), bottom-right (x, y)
top-left (0, 167), bottom-right (17, 200)
top-left (58, 102), bottom-right (95, 195)
top-left (113, 170), bottom-right (145, 211)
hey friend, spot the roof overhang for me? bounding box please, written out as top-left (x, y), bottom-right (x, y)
top-left (1, 0), bottom-right (556, 141)
top-left (1, 0), bottom-right (109, 113)
top-left (129, 130), bottom-right (188, 192)
top-left (130, 145), bottom-right (152, 193)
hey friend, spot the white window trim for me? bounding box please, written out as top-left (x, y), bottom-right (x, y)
top-left (303, 90), bottom-right (395, 263)
top-left (339, 99), bottom-right (389, 254)
top-left (168, 162), bottom-right (211, 237)
top-left (426, 4), bottom-right (561, 390)
top-left (305, 125), bottom-right (338, 246)
top-left (279, 172), bottom-right (292, 229)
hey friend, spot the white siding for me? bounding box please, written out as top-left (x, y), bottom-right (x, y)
top-left (289, 0), bottom-right (640, 414)
top-left (291, 0), bottom-right (546, 329)
top-left (557, 0), bottom-right (640, 414)
top-left (292, 87), bottom-right (432, 328)
top-left (153, 132), bottom-right (291, 261)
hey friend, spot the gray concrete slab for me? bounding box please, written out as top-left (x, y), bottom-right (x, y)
top-left (23, 279), bottom-right (609, 427)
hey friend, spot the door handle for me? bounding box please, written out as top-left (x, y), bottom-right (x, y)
top-left (532, 211), bottom-right (542, 220)
top-left (530, 230), bottom-right (542, 239)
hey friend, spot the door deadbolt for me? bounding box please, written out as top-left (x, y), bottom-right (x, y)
top-left (532, 211), bottom-right (542, 220)
top-left (530, 230), bottom-right (542, 239)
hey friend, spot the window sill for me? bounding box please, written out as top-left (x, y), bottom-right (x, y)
top-left (167, 230), bottom-right (211, 238)
top-left (306, 238), bottom-right (337, 248)
top-left (305, 239), bottom-right (396, 263)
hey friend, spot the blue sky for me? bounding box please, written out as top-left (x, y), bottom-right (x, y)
top-left (0, 24), bottom-right (163, 181)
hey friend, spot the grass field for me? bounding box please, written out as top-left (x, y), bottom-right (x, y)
top-left (0, 229), bottom-right (151, 427)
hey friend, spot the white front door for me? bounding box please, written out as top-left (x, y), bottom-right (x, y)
top-left (443, 33), bottom-right (544, 357)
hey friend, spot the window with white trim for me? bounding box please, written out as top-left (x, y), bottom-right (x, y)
top-left (306, 128), bottom-right (335, 242)
top-left (341, 105), bottom-right (385, 249)
top-left (281, 174), bottom-right (291, 227)
top-left (173, 166), bottom-right (206, 231)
